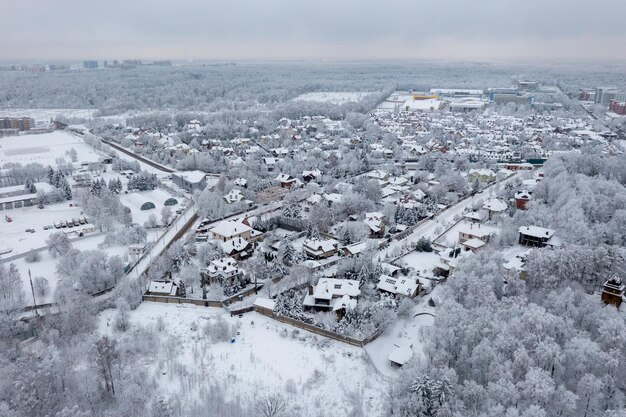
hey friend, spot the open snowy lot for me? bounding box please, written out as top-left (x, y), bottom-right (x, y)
top-left (293, 92), bottom-right (374, 104)
top-left (0, 130), bottom-right (103, 166)
top-left (99, 302), bottom-right (388, 416)
top-left (1, 202), bottom-right (88, 255)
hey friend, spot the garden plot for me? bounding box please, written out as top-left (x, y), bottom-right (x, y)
top-left (0, 131), bottom-right (102, 166)
top-left (365, 285), bottom-right (440, 378)
top-left (395, 251), bottom-right (441, 277)
top-left (120, 188), bottom-right (178, 226)
top-left (99, 303), bottom-right (387, 416)
top-left (293, 92), bottom-right (373, 104)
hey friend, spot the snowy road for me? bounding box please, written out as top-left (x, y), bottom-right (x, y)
top-left (381, 173), bottom-right (519, 259)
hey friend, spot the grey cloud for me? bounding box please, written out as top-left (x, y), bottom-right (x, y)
top-left (2, 0), bottom-right (625, 60)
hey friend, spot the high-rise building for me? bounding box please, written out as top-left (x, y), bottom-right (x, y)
top-left (83, 60), bottom-right (99, 69)
top-left (0, 117), bottom-right (35, 131)
top-left (595, 87), bottom-right (617, 105)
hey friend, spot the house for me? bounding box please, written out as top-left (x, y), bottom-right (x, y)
top-left (302, 170), bottom-right (322, 183)
top-left (172, 171), bottom-right (207, 192)
top-left (601, 276), bottom-right (624, 307)
top-left (458, 224), bottom-right (492, 244)
top-left (303, 278), bottom-right (361, 313)
top-left (275, 173), bottom-right (299, 188)
top-left (302, 238), bottom-right (340, 259)
top-left (146, 280), bottom-right (180, 296)
top-left (518, 225), bottom-right (555, 247)
top-left (482, 197), bottom-right (508, 220)
top-left (462, 237), bottom-right (488, 252)
top-left (234, 178), bottom-right (248, 188)
top-left (341, 241), bottom-right (368, 257)
top-left (224, 189), bottom-right (245, 204)
top-left (364, 212), bottom-right (386, 238)
top-left (503, 250), bottom-right (530, 279)
top-left (210, 219), bottom-right (253, 242)
top-left (468, 168), bottom-right (496, 183)
top-left (220, 237), bottom-right (253, 260)
top-left (433, 247), bottom-right (470, 277)
top-left (128, 243), bottom-right (148, 258)
top-left (514, 190), bottom-right (532, 210)
top-left (263, 157), bottom-right (279, 172)
top-left (377, 275), bottom-right (421, 298)
top-left (388, 344), bottom-right (413, 367)
top-left (463, 211), bottom-right (484, 223)
top-left (205, 257), bottom-right (241, 280)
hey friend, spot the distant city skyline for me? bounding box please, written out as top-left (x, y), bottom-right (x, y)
top-left (3, 0), bottom-right (626, 61)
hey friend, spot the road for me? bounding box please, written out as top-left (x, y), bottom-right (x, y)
top-left (381, 172), bottom-right (519, 259)
top-left (0, 231), bottom-right (108, 263)
top-left (99, 137), bottom-right (175, 173)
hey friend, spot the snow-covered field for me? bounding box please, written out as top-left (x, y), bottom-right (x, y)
top-left (0, 131), bottom-right (103, 166)
top-left (293, 92), bottom-right (373, 104)
top-left (99, 303), bottom-right (387, 416)
top-left (0, 108), bottom-right (96, 125)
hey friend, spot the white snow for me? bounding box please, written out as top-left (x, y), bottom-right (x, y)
top-left (99, 303), bottom-right (387, 415)
top-left (0, 131), bottom-right (102, 166)
top-left (293, 92), bottom-right (373, 105)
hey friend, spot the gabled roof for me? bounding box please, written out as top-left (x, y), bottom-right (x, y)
top-left (210, 220), bottom-right (252, 238)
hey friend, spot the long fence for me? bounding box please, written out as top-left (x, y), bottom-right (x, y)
top-left (252, 305), bottom-right (383, 347)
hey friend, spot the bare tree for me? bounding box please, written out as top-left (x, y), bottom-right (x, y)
top-left (254, 394), bottom-right (287, 417)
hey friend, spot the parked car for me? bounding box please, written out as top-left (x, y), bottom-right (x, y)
top-left (43, 225), bottom-right (51, 230)
top-left (25, 228), bottom-right (35, 233)
top-left (37, 204), bottom-right (44, 209)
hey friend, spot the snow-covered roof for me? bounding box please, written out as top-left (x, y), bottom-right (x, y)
top-left (482, 197), bottom-right (508, 212)
top-left (174, 170), bottom-right (206, 184)
top-left (388, 345), bottom-right (413, 366)
top-left (461, 238), bottom-right (486, 250)
top-left (312, 278), bottom-right (361, 300)
top-left (303, 238), bottom-right (339, 254)
top-left (377, 275), bottom-right (419, 297)
top-left (210, 220), bottom-right (252, 239)
top-left (220, 237), bottom-right (250, 254)
top-left (148, 280), bottom-right (178, 296)
top-left (518, 225), bottom-right (555, 239)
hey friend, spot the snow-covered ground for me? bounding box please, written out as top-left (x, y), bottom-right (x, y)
top-left (99, 303), bottom-right (387, 416)
top-left (293, 92), bottom-right (373, 104)
top-left (0, 130), bottom-right (103, 166)
top-left (0, 108), bottom-right (96, 125)
top-left (396, 251), bottom-right (441, 277)
top-left (1, 202), bottom-right (88, 255)
top-left (365, 285), bottom-right (440, 378)
top-left (7, 233), bottom-right (129, 305)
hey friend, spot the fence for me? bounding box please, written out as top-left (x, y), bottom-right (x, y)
top-left (253, 305), bottom-right (384, 347)
top-left (142, 295), bottom-right (223, 307)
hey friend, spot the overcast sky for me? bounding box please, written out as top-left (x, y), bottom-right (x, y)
top-left (3, 0), bottom-right (626, 61)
